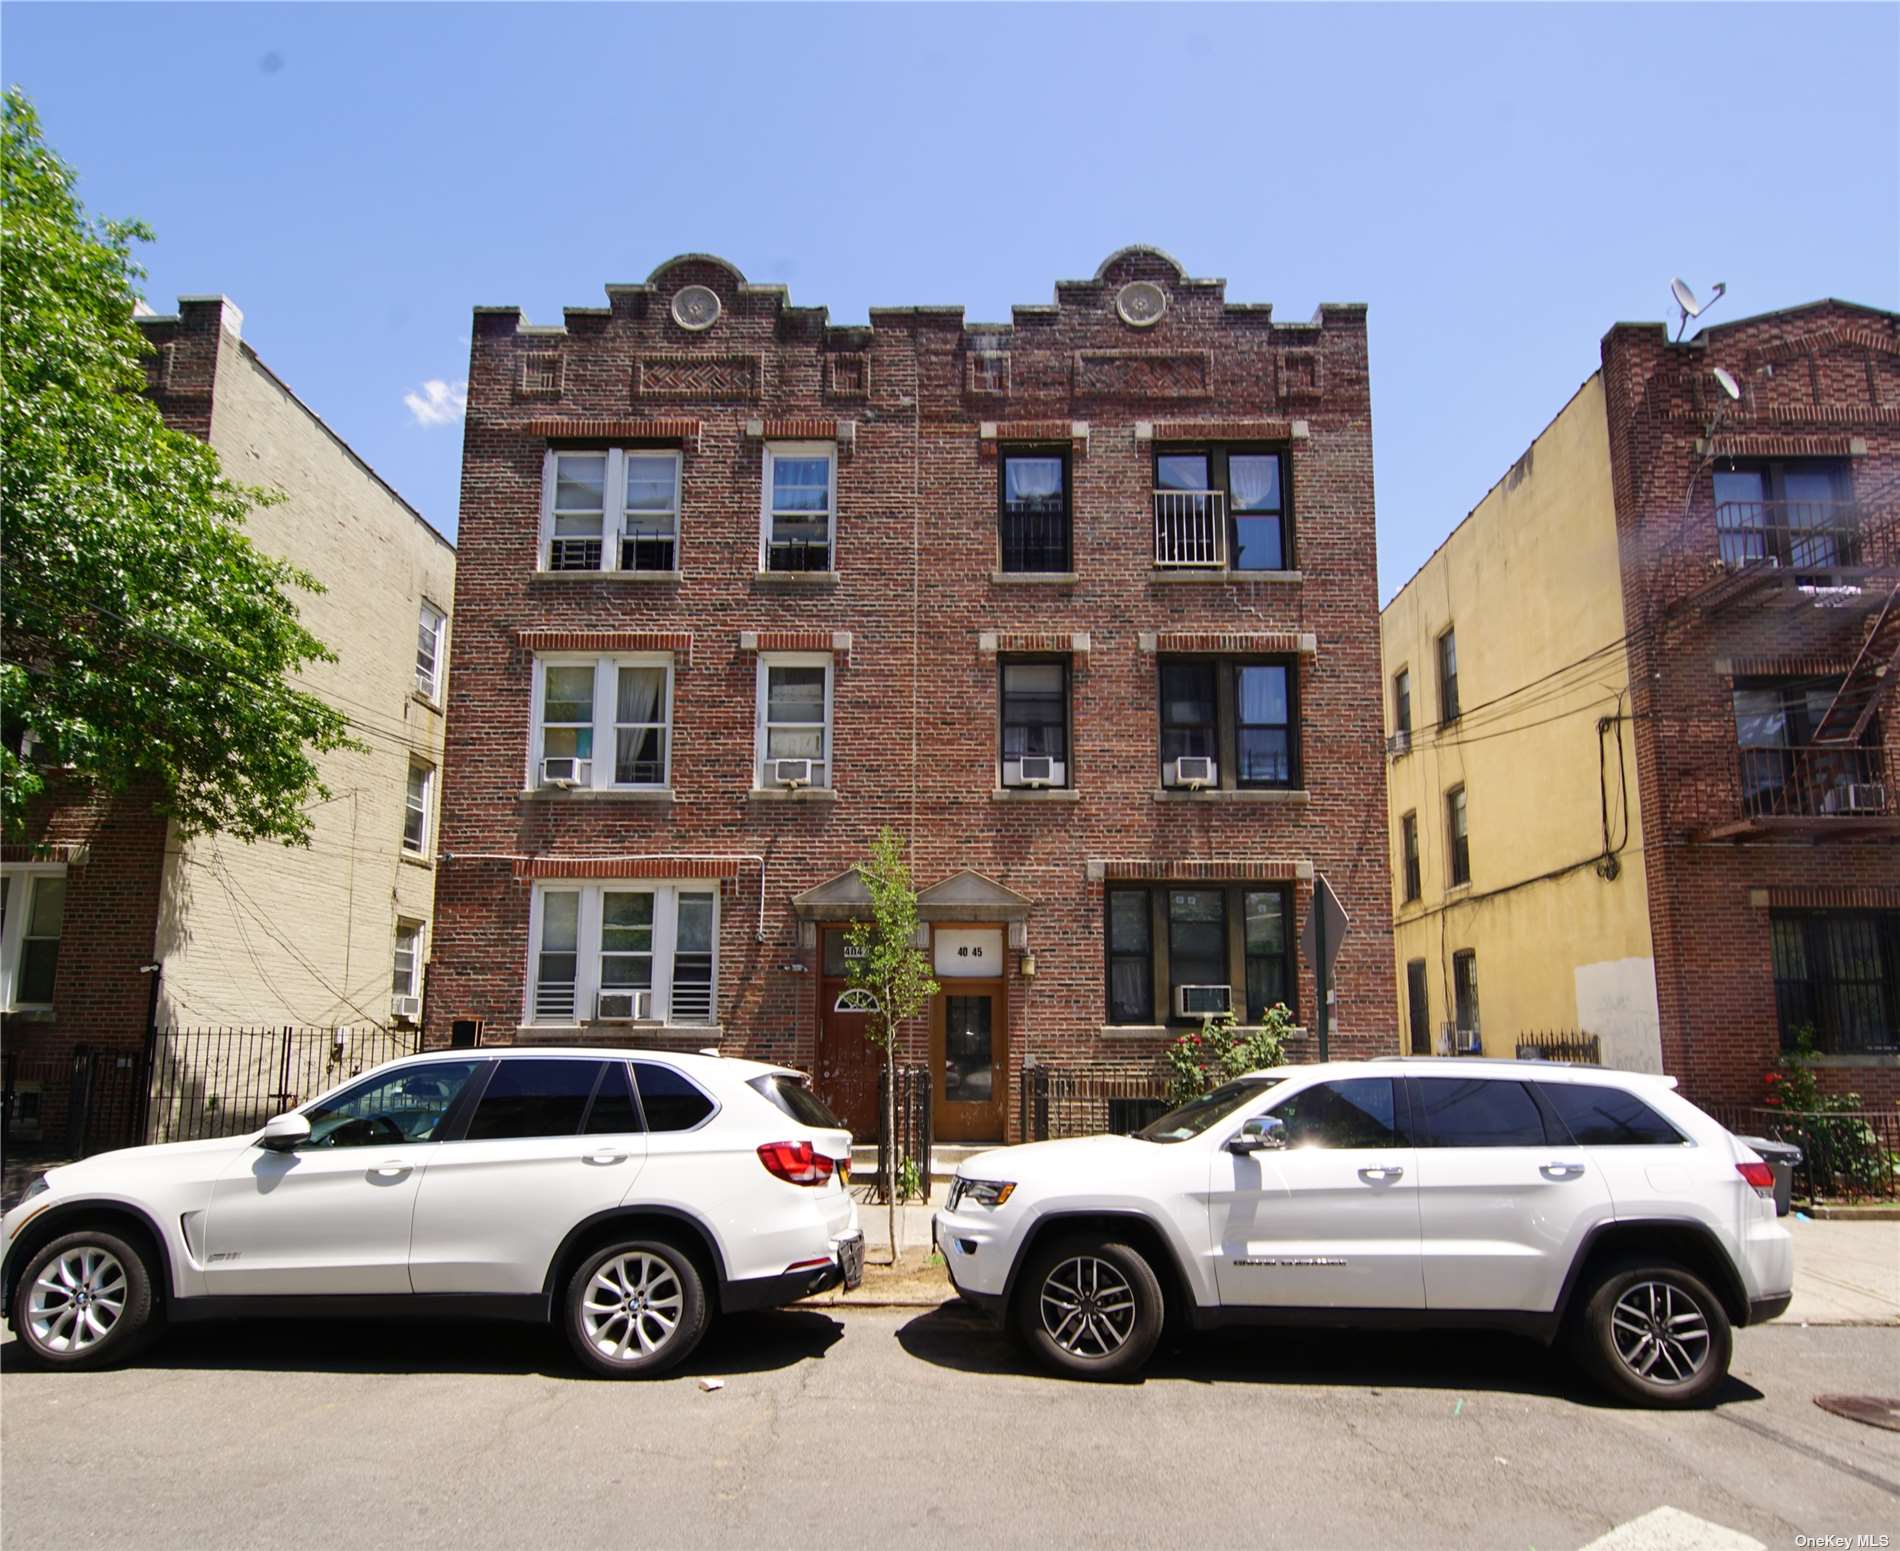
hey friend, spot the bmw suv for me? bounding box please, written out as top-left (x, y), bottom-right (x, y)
top-left (934, 1059), bottom-right (1793, 1406)
top-left (2, 1048), bottom-right (863, 1377)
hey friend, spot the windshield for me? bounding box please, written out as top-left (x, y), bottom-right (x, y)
top-left (1134, 1078), bottom-right (1282, 1143)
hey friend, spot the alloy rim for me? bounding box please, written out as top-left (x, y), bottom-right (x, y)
top-left (1610, 1279), bottom-right (1711, 1385)
top-left (581, 1252), bottom-right (684, 1363)
top-left (1040, 1256), bottom-right (1138, 1358)
top-left (28, 1246), bottom-right (128, 1354)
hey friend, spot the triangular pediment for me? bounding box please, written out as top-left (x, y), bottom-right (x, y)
top-left (790, 867), bottom-right (872, 918)
top-left (915, 869), bottom-right (1033, 920)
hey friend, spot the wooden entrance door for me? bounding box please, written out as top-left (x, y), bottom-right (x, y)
top-left (813, 926), bottom-right (883, 1138)
top-left (932, 982), bottom-right (1007, 1142)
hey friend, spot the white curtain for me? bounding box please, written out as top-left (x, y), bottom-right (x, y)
top-left (1229, 456), bottom-right (1280, 512)
top-left (1006, 458), bottom-right (1063, 506)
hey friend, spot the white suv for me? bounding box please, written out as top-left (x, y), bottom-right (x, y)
top-left (934, 1059), bottom-right (1793, 1406)
top-left (2, 1049), bottom-right (862, 1377)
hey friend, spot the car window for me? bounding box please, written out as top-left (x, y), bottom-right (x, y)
top-left (633, 1063), bottom-right (716, 1132)
top-left (584, 1061), bottom-right (642, 1135)
top-left (749, 1074), bottom-right (842, 1128)
top-left (1266, 1077), bottom-right (1406, 1148)
top-left (302, 1061), bottom-right (480, 1147)
top-left (1538, 1082), bottom-right (1685, 1146)
top-left (1134, 1078), bottom-right (1282, 1143)
top-left (465, 1059), bottom-right (603, 1141)
top-left (1412, 1077), bottom-right (1548, 1147)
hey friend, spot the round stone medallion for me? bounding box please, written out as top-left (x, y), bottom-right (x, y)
top-left (671, 285), bottom-right (722, 331)
top-left (1116, 281), bottom-right (1167, 328)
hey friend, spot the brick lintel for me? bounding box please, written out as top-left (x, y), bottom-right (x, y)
top-left (511, 856), bottom-right (743, 882)
top-left (526, 416), bottom-right (701, 447)
top-left (515, 628), bottom-right (693, 657)
top-left (1087, 858), bottom-right (1315, 883)
top-left (1752, 884), bottom-right (1900, 911)
top-left (1140, 630), bottom-right (1318, 657)
top-left (737, 630), bottom-right (853, 656)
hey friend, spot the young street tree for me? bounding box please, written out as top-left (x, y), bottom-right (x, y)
top-left (1, 89), bottom-right (354, 845)
top-left (844, 827), bottom-right (939, 1259)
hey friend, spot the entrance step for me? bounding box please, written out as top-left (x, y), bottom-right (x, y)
top-left (849, 1141), bottom-right (1001, 1183)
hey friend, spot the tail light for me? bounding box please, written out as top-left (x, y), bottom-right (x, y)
top-left (1736, 1161), bottom-right (1776, 1195)
top-left (758, 1140), bottom-right (836, 1186)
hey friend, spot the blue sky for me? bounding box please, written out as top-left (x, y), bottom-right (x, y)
top-left (8, 2), bottom-right (1896, 599)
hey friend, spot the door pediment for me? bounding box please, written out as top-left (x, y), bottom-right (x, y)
top-left (915, 869), bottom-right (1032, 923)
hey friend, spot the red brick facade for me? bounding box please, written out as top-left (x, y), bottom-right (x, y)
top-left (1600, 301), bottom-right (1900, 1106)
top-left (428, 248), bottom-right (1392, 1139)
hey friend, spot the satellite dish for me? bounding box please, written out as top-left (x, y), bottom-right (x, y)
top-left (1671, 278), bottom-right (1703, 318)
top-left (1712, 367), bottom-right (1741, 401)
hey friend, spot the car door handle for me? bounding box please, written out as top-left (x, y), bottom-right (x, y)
top-left (1541, 1162), bottom-right (1587, 1179)
top-left (1358, 1164), bottom-right (1405, 1181)
top-left (584, 1149), bottom-right (629, 1166)
top-left (370, 1160), bottom-right (412, 1179)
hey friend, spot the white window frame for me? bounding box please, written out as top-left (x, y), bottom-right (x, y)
top-left (393, 918), bottom-right (424, 998)
top-left (528, 653), bottom-right (675, 792)
top-left (0, 863), bottom-right (67, 1011)
top-left (759, 442), bottom-right (837, 573)
top-left (403, 762), bottom-right (433, 855)
top-left (540, 449), bottom-right (683, 574)
top-left (524, 881), bottom-right (720, 1027)
top-left (754, 652), bottom-right (833, 790)
top-left (416, 600), bottom-right (447, 701)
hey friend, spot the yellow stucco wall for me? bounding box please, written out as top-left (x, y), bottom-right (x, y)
top-left (1380, 373), bottom-right (1661, 1070)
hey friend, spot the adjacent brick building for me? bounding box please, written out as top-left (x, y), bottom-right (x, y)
top-left (428, 248), bottom-right (1392, 1141)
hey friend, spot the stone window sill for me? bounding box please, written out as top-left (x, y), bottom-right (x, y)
top-left (517, 787), bottom-right (674, 802)
top-left (748, 786), bottom-right (837, 802)
top-left (1151, 569), bottom-right (1303, 585)
top-left (410, 690), bottom-right (444, 715)
top-left (531, 569), bottom-right (683, 584)
top-left (991, 571), bottom-right (1078, 586)
top-left (2, 1007), bottom-right (56, 1023)
top-left (1445, 881), bottom-right (1472, 898)
top-left (992, 787), bottom-right (1083, 802)
top-left (1153, 787), bottom-right (1310, 805)
top-left (1098, 1023), bottom-right (1308, 1040)
top-left (753, 570), bottom-right (840, 588)
top-left (400, 852), bottom-right (434, 869)
top-left (1810, 1053), bottom-right (1900, 1069)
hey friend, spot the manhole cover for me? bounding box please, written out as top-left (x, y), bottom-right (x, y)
top-left (1814, 1394), bottom-right (1900, 1431)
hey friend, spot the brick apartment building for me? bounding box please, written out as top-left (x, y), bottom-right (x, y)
top-left (1383, 298), bottom-right (1898, 1108)
top-left (427, 247), bottom-right (1391, 1142)
top-left (3, 297), bottom-right (454, 1148)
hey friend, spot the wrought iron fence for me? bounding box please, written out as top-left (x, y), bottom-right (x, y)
top-left (2, 1047), bottom-right (148, 1160)
top-left (874, 1064), bottom-right (931, 1203)
top-left (1714, 499), bottom-right (1865, 570)
top-left (1022, 1063), bottom-right (1172, 1142)
top-left (1515, 1031), bottom-right (1603, 1065)
top-left (145, 1025), bottom-right (421, 1144)
top-left (1706, 1102), bottom-right (1900, 1202)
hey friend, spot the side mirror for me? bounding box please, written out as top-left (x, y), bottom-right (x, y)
top-left (259, 1112), bottom-right (311, 1152)
top-left (1227, 1114), bottom-right (1286, 1154)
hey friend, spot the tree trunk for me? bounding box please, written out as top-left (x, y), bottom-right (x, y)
top-left (885, 1001), bottom-right (899, 1263)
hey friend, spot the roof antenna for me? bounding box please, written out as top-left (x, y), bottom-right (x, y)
top-left (1671, 277), bottom-right (1728, 342)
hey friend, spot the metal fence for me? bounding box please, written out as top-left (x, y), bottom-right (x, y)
top-left (2, 1047), bottom-right (148, 1160)
top-left (145, 1025), bottom-right (422, 1145)
top-left (1022, 1063), bottom-right (1172, 1143)
top-left (1707, 1103), bottom-right (1900, 1203)
top-left (1515, 1031), bottom-right (1603, 1065)
top-left (874, 1064), bottom-right (931, 1202)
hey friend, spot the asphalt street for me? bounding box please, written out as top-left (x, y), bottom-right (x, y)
top-left (2, 1306), bottom-right (1895, 1550)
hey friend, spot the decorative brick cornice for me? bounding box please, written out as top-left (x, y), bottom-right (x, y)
top-left (512, 856), bottom-right (743, 882)
top-left (977, 630), bottom-right (1091, 656)
top-left (1143, 418), bottom-right (1295, 443)
top-left (1087, 857), bottom-right (1315, 883)
top-left (1752, 884), bottom-right (1900, 911)
top-left (526, 416), bottom-right (700, 447)
top-left (737, 630), bottom-right (852, 656)
top-left (1717, 653), bottom-right (1855, 680)
top-left (1693, 433), bottom-right (1866, 459)
top-left (1745, 325), bottom-right (1900, 368)
top-left (1139, 630), bottom-right (1317, 657)
top-left (514, 629), bottom-right (692, 656)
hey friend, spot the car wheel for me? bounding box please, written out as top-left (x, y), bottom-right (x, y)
top-left (1015, 1236), bottom-right (1164, 1381)
top-left (10, 1229), bottom-right (157, 1370)
top-left (1573, 1259), bottom-right (1732, 1408)
top-left (564, 1239), bottom-right (708, 1379)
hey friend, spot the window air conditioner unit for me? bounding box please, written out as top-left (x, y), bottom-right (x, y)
top-left (1176, 984), bottom-right (1233, 1018)
top-left (1386, 731), bottom-right (1411, 757)
top-left (1824, 782), bottom-right (1887, 815)
top-left (773, 758), bottom-right (814, 789)
top-left (1171, 756), bottom-right (1216, 790)
top-left (390, 994), bottom-right (422, 1024)
top-left (596, 989), bottom-right (654, 1022)
top-left (1006, 755), bottom-right (1062, 788)
top-left (540, 756), bottom-right (590, 789)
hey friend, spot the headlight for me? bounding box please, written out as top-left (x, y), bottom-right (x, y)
top-left (949, 1178), bottom-right (1015, 1210)
top-left (18, 1174), bottom-right (50, 1205)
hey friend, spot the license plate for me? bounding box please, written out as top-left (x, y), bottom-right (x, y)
top-left (839, 1233), bottom-right (865, 1291)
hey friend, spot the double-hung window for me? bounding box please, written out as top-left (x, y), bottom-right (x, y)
top-left (1400, 813), bottom-right (1421, 903)
top-left (542, 449), bottom-right (682, 574)
top-left (1153, 447), bottom-right (1289, 571)
top-left (416, 601), bottom-right (446, 701)
top-left (0, 867), bottom-right (66, 1010)
top-left (1437, 628), bottom-right (1460, 724)
top-left (1452, 950), bottom-right (1480, 1043)
top-left (528, 883), bottom-right (721, 1026)
top-left (1159, 662), bottom-right (1218, 781)
top-left (762, 444), bottom-right (835, 573)
top-left (999, 451), bottom-right (1070, 573)
top-left (1104, 883), bottom-right (1297, 1026)
top-left (403, 763), bottom-right (433, 855)
top-left (531, 655), bottom-right (674, 791)
top-left (756, 654), bottom-right (832, 789)
top-left (1234, 663), bottom-right (1294, 787)
top-left (1158, 658), bottom-right (1300, 789)
top-left (1446, 785), bottom-right (1470, 886)
top-left (392, 920), bottom-right (423, 1002)
top-left (1392, 669), bottom-right (1412, 745)
top-left (1000, 659), bottom-right (1070, 788)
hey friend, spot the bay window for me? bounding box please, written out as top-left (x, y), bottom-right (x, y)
top-left (761, 444), bottom-right (835, 573)
top-left (528, 882), bottom-right (721, 1026)
top-left (541, 449), bottom-right (682, 574)
top-left (531, 654), bottom-right (674, 791)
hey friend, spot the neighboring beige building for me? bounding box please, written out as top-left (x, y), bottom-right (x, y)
top-left (142, 296), bottom-right (456, 1034)
top-left (1381, 373), bottom-right (1661, 1070)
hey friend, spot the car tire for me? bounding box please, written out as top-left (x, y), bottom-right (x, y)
top-left (1572, 1258), bottom-right (1732, 1408)
top-left (1014, 1236), bottom-right (1165, 1381)
top-left (564, 1238), bottom-right (709, 1379)
top-left (10, 1228), bottom-right (158, 1370)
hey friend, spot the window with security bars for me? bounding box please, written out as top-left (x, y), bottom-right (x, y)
top-left (999, 452), bottom-right (1070, 573)
top-left (762, 445), bottom-right (834, 572)
top-left (529, 884), bottom-right (720, 1027)
top-left (1000, 659), bottom-right (1069, 787)
top-left (542, 450), bottom-right (681, 573)
top-left (1771, 910), bottom-right (1899, 1055)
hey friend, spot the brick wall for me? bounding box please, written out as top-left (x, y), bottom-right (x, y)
top-left (432, 248), bottom-right (1392, 1136)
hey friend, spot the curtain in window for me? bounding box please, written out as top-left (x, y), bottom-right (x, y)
top-left (615, 667), bottom-right (666, 783)
top-left (1004, 458), bottom-right (1064, 510)
top-left (1228, 455), bottom-right (1280, 512)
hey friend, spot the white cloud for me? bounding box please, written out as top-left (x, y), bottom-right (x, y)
top-left (404, 378), bottom-right (467, 427)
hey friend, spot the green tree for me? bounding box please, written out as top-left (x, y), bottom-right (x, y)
top-left (1, 89), bottom-right (354, 845)
top-left (844, 827), bottom-right (939, 1257)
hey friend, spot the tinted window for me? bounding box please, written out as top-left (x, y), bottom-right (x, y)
top-left (584, 1061), bottom-right (642, 1135)
top-left (1268, 1078), bottom-right (1405, 1149)
top-left (465, 1059), bottom-right (601, 1141)
top-left (1540, 1083), bottom-right (1685, 1147)
top-left (1135, 1079), bottom-right (1281, 1143)
top-left (1413, 1077), bottom-right (1546, 1148)
top-left (634, 1063), bottom-right (716, 1132)
top-left (303, 1061), bottom-right (479, 1147)
top-left (749, 1074), bottom-right (842, 1128)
